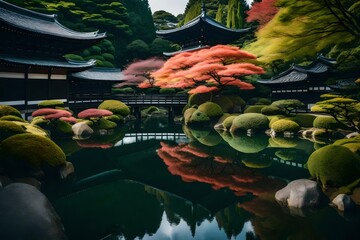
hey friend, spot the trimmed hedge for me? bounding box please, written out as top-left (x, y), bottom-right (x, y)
top-left (188, 92), bottom-right (211, 106)
top-left (38, 100), bottom-right (64, 109)
top-left (212, 95), bottom-right (233, 112)
top-left (307, 145), bottom-right (360, 187)
top-left (244, 105), bottom-right (267, 114)
top-left (313, 116), bottom-right (343, 130)
top-left (223, 133), bottom-right (269, 153)
top-left (223, 116), bottom-right (237, 130)
top-left (0, 105), bottom-right (22, 118)
top-left (0, 120), bottom-right (26, 141)
top-left (184, 107), bottom-right (197, 125)
top-left (0, 115), bottom-right (26, 122)
top-left (271, 119), bottom-right (300, 133)
top-left (98, 100), bottom-right (130, 117)
top-left (189, 110), bottom-right (210, 124)
top-left (261, 106), bottom-right (285, 116)
top-left (197, 102), bottom-right (223, 118)
top-left (159, 88), bottom-right (176, 94)
top-left (291, 114), bottom-right (317, 128)
top-left (230, 113), bottom-right (269, 134)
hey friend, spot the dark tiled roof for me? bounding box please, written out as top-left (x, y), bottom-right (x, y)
top-left (258, 55), bottom-right (336, 85)
top-left (0, 0), bottom-right (106, 40)
top-left (71, 68), bottom-right (124, 81)
top-left (0, 54), bottom-right (96, 69)
top-left (329, 79), bottom-right (359, 91)
top-left (156, 9), bottom-right (251, 45)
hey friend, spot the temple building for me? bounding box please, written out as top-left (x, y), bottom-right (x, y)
top-left (156, 4), bottom-right (251, 56)
top-left (257, 55), bottom-right (336, 109)
top-left (0, 0), bottom-right (106, 110)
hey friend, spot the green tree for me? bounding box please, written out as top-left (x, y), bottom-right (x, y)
top-left (126, 39), bottom-right (150, 59)
top-left (270, 99), bottom-right (304, 116)
top-left (246, 0), bottom-right (360, 65)
top-left (311, 96), bottom-right (360, 132)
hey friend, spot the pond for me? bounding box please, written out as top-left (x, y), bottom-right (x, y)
top-left (46, 123), bottom-right (360, 240)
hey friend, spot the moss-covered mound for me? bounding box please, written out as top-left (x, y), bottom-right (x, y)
top-left (271, 119), bottom-right (300, 133)
top-left (112, 87), bottom-right (134, 94)
top-left (242, 156), bottom-right (272, 168)
top-left (197, 132), bottom-right (222, 147)
top-left (104, 114), bottom-right (123, 123)
top-left (189, 110), bottom-right (210, 124)
top-left (159, 88), bottom-right (176, 94)
top-left (95, 118), bottom-right (118, 130)
top-left (269, 137), bottom-right (298, 148)
top-left (313, 116), bottom-right (343, 130)
top-left (244, 105), bottom-right (267, 114)
top-left (0, 134), bottom-right (66, 167)
top-left (307, 145), bottom-right (360, 187)
top-left (334, 136), bottom-right (360, 155)
top-left (291, 114), bottom-right (317, 128)
top-left (275, 149), bottom-right (298, 161)
top-left (0, 105), bottom-right (22, 118)
top-left (227, 95), bottom-right (246, 111)
top-left (230, 113), bottom-right (269, 134)
top-left (142, 106), bottom-right (160, 115)
top-left (0, 115), bottom-right (26, 122)
top-left (184, 107), bottom-right (197, 125)
top-left (54, 119), bottom-right (73, 137)
top-left (212, 95), bottom-right (233, 112)
top-left (268, 115), bottom-right (286, 128)
top-left (38, 100), bottom-right (65, 108)
top-left (0, 120), bottom-right (26, 141)
top-left (223, 116), bottom-right (237, 130)
top-left (261, 106), bottom-right (285, 116)
top-left (188, 92), bottom-right (211, 106)
top-left (98, 100), bottom-right (130, 117)
top-left (197, 102), bottom-right (223, 118)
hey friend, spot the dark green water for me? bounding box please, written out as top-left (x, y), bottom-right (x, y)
top-left (48, 124), bottom-right (360, 240)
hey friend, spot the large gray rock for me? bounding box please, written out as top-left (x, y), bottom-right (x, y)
top-left (275, 179), bottom-right (322, 208)
top-left (332, 194), bottom-right (355, 212)
top-left (72, 122), bottom-right (93, 138)
top-left (0, 183), bottom-right (68, 240)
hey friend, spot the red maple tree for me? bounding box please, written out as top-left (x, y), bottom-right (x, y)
top-left (246, 0), bottom-right (279, 29)
top-left (149, 45), bottom-right (265, 94)
top-left (114, 57), bottom-right (165, 88)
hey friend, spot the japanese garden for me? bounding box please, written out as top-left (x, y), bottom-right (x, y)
top-left (0, 0), bottom-right (360, 239)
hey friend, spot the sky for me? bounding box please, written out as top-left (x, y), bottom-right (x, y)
top-left (148, 0), bottom-right (188, 16)
top-left (148, 0), bottom-right (254, 16)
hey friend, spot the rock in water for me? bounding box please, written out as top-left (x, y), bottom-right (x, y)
top-left (332, 194), bottom-right (355, 212)
top-left (275, 179), bottom-right (322, 208)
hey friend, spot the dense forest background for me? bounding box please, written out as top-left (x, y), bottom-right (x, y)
top-left (6, 0), bottom-right (360, 75)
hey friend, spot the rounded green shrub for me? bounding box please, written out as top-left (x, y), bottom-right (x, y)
top-left (307, 145), bottom-right (360, 187)
top-left (197, 102), bottom-right (223, 118)
top-left (188, 92), bottom-right (211, 106)
top-left (0, 115), bottom-right (26, 122)
top-left (0, 105), bottom-right (22, 118)
top-left (223, 116), bottom-right (237, 130)
top-left (98, 100), bottom-right (130, 117)
top-left (244, 105), bottom-right (267, 114)
top-left (102, 53), bottom-right (115, 61)
top-left (271, 119), bottom-right (300, 133)
top-left (230, 113), bottom-right (269, 134)
top-left (54, 119), bottom-right (73, 136)
top-left (197, 131), bottom-right (222, 147)
top-left (189, 110), bottom-right (210, 124)
top-left (142, 106), bottom-right (160, 115)
top-left (334, 136), bottom-right (360, 155)
top-left (227, 96), bottom-right (246, 109)
top-left (23, 124), bottom-right (49, 138)
top-left (159, 88), bottom-right (176, 94)
top-left (212, 95), bottom-right (233, 112)
top-left (97, 118), bottom-right (118, 129)
top-left (105, 114), bottom-right (122, 123)
top-left (261, 106), bottom-right (285, 116)
top-left (38, 100), bottom-right (64, 109)
top-left (89, 46), bottom-right (102, 55)
top-left (184, 107), bottom-right (197, 125)
top-left (102, 61), bottom-right (115, 68)
top-left (313, 116), bottom-right (343, 130)
top-left (292, 114), bottom-right (317, 128)
top-left (112, 87), bottom-right (134, 94)
top-left (0, 134), bottom-right (66, 167)
top-left (31, 116), bottom-right (51, 128)
top-left (268, 115), bottom-right (286, 128)
top-left (0, 120), bottom-right (26, 141)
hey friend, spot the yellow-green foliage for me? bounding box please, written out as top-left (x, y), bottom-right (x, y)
top-left (222, 133), bottom-right (268, 153)
top-left (184, 108), bottom-right (197, 125)
top-left (188, 93), bottom-right (211, 106)
top-left (98, 100), bottom-right (130, 117)
top-left (271, 119), bottom-right (300, 133)
top-left (334, 136), bottom-right (360, 155)
top-left (0, 134), bottom-right (66, 167)
top-left (31, 116), bottom-right (51, 128)
top-left (97, 118), bottom-right (118, 130)
top-left (223, 116), bottom-right (237, 130)
top-left (54, 119), bottom-right (73, 136)
top-left (313, 116), bottom-right (343, 130)
top-left (142, 106), bottom-right (160, 115)
top-left (38, 100), bottom-right (65, 108)
top-left (268, 115), bottom-right (286, 128)
top-left (291, 114), bottom-right (317, 128)
top-left (269, 137), bottom-right (298, 148)
top-left (104, 114), bottom-right (122, 123)
top-left (0, 115), bottom-right (26, 122)
top-left (244, 105), bottom-right (267, 114)
top-left (197, 131), bottom-right (222, 147)
top-left (0, 120), bottom-right (26, 141)
top-left (0, 105), bottom-right (22, 118)
top-left (261, 106), bottom-right (285, 116)
top-left (307, 145), bottom-right (360, 187)
top-left (23, 124), bottom-right (49, 138)
top-left (230, 113), bottom-right (269, 134)
top-left (112, 87), bottom-right (134, 94)
top-left (227, 95), bottom-right (246, 107)
top-left (312, 129), bottom-right (329, 139)
top-left (198, 102), bottom-right (223, 118)
top-left (159, 88), bottom-right (176, 94)
top-left (189, 110), bottom-right (210, 124)
top-left (242, 157), bottom-right (272, 168)
top-left (212, 95), bottom-right (234, 112)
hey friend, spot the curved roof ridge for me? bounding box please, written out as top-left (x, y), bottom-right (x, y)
top-left (0, 0), bottom-right (56, 22)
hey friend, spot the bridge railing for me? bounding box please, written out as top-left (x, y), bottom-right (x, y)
top-left (113, 94), bottom-right (188, 106)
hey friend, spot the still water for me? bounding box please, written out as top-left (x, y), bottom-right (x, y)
top-left (48, 124), bottom-right (360, 240)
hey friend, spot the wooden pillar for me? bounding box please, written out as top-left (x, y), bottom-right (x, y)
top-left (47, 68), bottom-right (52, 100)
top-left (24, 66), bottom-right (29, 111)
